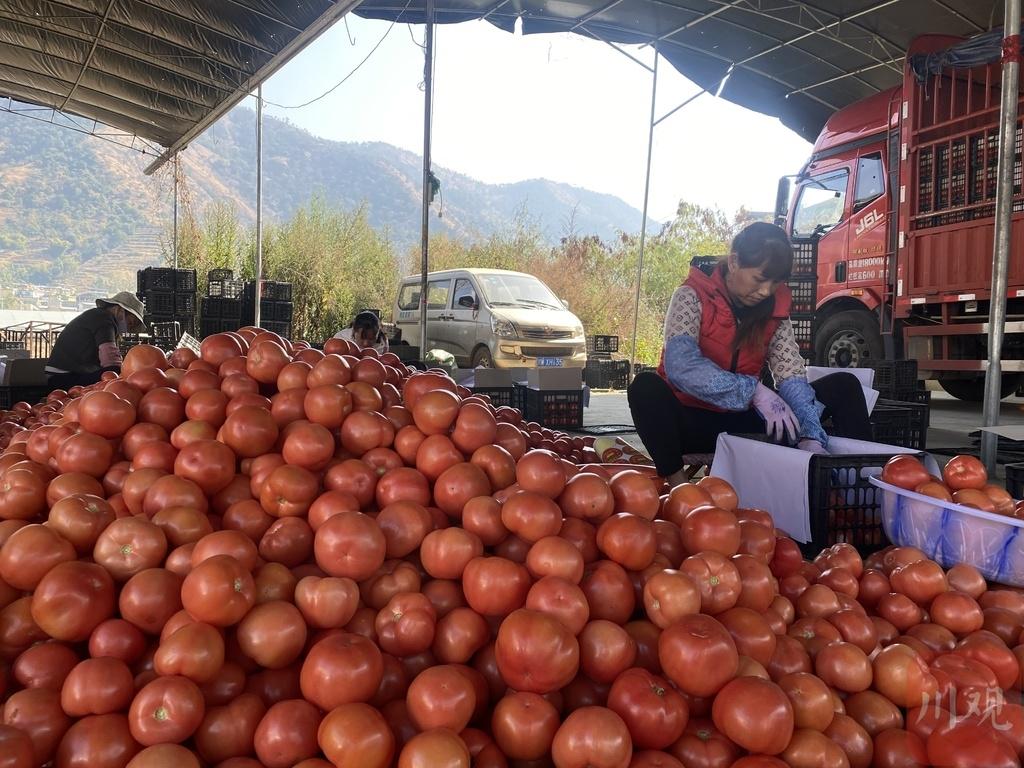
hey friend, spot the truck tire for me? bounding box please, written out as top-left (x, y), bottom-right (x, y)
top-left (471, 346), bottom-right (494, 368)
top-left (939, 375), bottom-right (1022, 402)
top-left (814, 310), bottom-right (884, 369)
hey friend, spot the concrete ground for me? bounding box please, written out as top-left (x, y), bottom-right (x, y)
top-left (580, 383), bottom-right (1024, 481)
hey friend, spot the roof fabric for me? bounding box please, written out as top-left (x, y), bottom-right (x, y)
top-left (354, 0), bottom-right (995, 142)
top-left (0, 0), bottom-right (359, 170)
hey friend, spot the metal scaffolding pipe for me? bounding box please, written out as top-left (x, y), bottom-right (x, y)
top-left (254, 84), bottom-right (264, 329)
top-left (419, 0), bottom-right (435, 359)
top-left (630, 50), bottom-right (658, 379)
top-left (981, 0), bottom-right (1021, 473)
top-left (172, 156), bottom-right (178, 269)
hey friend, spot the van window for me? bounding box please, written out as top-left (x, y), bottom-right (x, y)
top-left (427, 280), bottom-right (451, 309)
top-left (453, 278), bottom-right (477, 309)
top-left (398, 284), bottom-right (420, 311)
top-left (854, 153), bottom-right (885, 211)
top-left (792, 170), bottom-right (849, 238)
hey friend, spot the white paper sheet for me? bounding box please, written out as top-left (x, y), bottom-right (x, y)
top-left (806, 366), bottom-right (880, 415)
top-left (710, 434), bottom-right (940, 543)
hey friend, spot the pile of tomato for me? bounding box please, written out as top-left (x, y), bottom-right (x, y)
top-left (2, 328), bottom-right (1024, 767)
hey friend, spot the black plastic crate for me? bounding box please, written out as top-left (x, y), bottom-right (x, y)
top-left (869, 404), bottom-right (914, 448)
top-left (245, 280), bottom-right (293, 302)
top-left (471, 386), bottom-right (524, 411)
top-left (584, 359), bottom-right (629, 389)
top-left (175, 293), bottom-right (196, 316)
top-left (1007, 463), bottom-right (1024, 500)
top-left (869, 360), bottom-right (919, 390)
top-left (803, 452), bottom-right (926, 558)
top-left (208, 279), bottom-right (244, 299)
top-left (208, 268), bottom-right (233, 282)
top-left (791, 316), bottom-right (814, 359)
top-left (633, 363), bottom-right (657, 376)
top-left (875, 398), bottom-right (928, 450)
top-left (523, 387), bottom-right (584, 430)
top-left (175, 270), bottom-right (197, 293)
top-left (690, 255), bottom-right (721, 276)
top-left (141, 290), bottom-right (175, 316)
top-left (791, 239), bottom-right (817, 277)
top-left (201, 297), bottom-right (220, 318)
top-left (787, 278), bottom-right (817, 315)
top-left (263, 321), bottom-right (292, 338)
top-left (586, 335), bottom-right (619, 355)
top-left (272, 301), bottom-right (294, 322)
top-left (0, 385), bottom-right (51, 410)
top-left (150, 321), bottom-right (180, 341)
top-left (147, 314), bottom-right (193, 336)
top-left (137, 267), bottom-right (176, 292)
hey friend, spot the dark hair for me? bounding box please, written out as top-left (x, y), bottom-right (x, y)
top-left (352, 311), bottom-right (381, 335)
top-left (724, 222), bottom-right (794, 351)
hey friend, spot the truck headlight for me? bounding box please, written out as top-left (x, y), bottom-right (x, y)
top-left (572, 324), bottom-right (584, 339)
top-left (491, 316), bottom-right (518, 338)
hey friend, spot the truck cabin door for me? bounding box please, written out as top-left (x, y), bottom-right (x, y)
top-left (846, 152), bottom-right (889, 289)
top-left (790, 167), bottom-right (851, 296)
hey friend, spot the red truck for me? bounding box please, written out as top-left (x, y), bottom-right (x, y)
top-left (776, 32), bottom-right (1024, 401)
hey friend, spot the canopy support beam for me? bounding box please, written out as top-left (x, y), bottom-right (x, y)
top-left (419, 0), bottom-right (435, 357)
top-left (254, 84), bottom-right (264, 328)
top-left (630, 50), bottom-right (658, 382)
top-left (981, 0), bottom-right (1021, 474)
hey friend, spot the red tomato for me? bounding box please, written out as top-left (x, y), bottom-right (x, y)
top-left (551, 706), bottom-right (632, 768)
top-left (712, 677), bottom-right (794, 755)
top-left (943, 455), bottom-right (988, 491)
top-left (128, 675), bottom-right (205, 746)
top-left (317, 702), bottom-right (395, 768)
top-left (659, 615), bottom-right (738, 698)
top-left (607, 667), bottom-right (688, 750)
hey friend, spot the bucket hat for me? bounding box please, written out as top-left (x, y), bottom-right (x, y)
top-left (96, 291), bottom-right (147, 333)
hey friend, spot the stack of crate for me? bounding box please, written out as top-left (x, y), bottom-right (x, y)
top-left (788, 239), bottom-right (817, 364)
top-left (584, 335), bottom-right (629, 389)
top-left (200, 269), bottom-right (245, 338)
top-left (136, 268), bottom-right (196, 336)
top-left (242, 280), bottom-right (293, 338)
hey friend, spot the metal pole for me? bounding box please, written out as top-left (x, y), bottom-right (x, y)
top-left (172, 156), bottom-right (178, 269)
top-left (419, 0), bottom-right (435, 359)
top-left (630, 50), bottom-right (658, 380)
top-left (981, 1), bottom-right (1021, 474)
top-left (255, 84), bottom-right (264, 329)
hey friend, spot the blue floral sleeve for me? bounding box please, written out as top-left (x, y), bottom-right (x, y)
top-left (663, 334), bottom-right (759, 412)
top-left (778, 377), bottom-right (828, 447)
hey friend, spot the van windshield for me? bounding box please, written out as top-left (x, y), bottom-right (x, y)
top-left (477, 274), bottom-right (562, 310)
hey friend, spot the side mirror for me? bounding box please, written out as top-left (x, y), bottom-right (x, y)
top-left (561, 298), bottom-right (570, 309)
top-left (457, 295), bottom-right (476, 309)
top-left (774, 176), bottom-right (791, 227)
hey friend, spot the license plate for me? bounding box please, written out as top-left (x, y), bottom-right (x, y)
top-left (536, 357), bottom-right (564, 367)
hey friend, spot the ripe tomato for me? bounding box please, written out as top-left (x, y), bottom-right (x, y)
top-left (490, 691), bottom-right (559, 760)
top-left (943, 455), bottom-right (988, 491)
top-left (128, 675), bottom-right (205, 746)
top-left (30, 560), bottom-right (115, 642)
top-left (659, 615), bottom-right (738, 698)
top-left (496, 609), bottom-right (580, 694)
top-left (180, 555), bottom-right (256, 627)
top-left (881, 455), bottom-right (931, 491)
top-left (406, 665), bottom-right (476, 732)
top-left (61, 657), bottom-right (135, 717)
top-left (607, 667), bottom-right (688, 750)
top-left (643, 570), bottom-right (700, 629)
top-left (317, 702), bottom-right (395, 768)
top-left (462, 557), bottom-right (531, 617)
top-left (551, 706), bottom-right (632, 768)
top-left (712, 677), bottom-right (794, 755)
top-left (299, 633), bottom-right (383, 710)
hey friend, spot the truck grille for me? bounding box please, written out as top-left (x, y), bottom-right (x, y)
top-left (522, 347), bottom-right (574, 358)
top-left (520, 326), bottom-right (574, 340)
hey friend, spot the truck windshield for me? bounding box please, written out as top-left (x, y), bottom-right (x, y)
top-left (792, 170), bottom-right (849, 238)
top-left (477, 274), bottom-right (562, 310)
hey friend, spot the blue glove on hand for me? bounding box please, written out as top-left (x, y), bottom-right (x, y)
top-left (797, 439), bottom-right (828, 455)
top-left (752, 382), bottom-right (800, 444)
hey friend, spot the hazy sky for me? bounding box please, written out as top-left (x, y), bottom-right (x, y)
top-left (251, 15), bottom-right (813, 225)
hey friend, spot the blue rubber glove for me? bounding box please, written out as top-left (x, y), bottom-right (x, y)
top-left (752, 382), bottom-right (800, 444)
top-left (797, 439), bottom-right (828, 455)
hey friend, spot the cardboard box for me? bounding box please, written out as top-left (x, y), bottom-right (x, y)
top-left (527, 368), bottom-right (583, 390)
top-left (2, 358), bottom-right (47, 386)
top-left (473, 368), bottom-right (512, 388)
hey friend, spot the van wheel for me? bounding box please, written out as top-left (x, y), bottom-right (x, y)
top-left (471, 347), bottom-right (494, 368)
top-left (814, 310), bottom-right (884, 369)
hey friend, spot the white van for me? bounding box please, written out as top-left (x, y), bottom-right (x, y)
top-left (393, 269), bottom-right (587, 368)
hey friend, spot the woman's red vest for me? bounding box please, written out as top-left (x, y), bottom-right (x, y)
top-left (656, 265), bottom-right (792, 411)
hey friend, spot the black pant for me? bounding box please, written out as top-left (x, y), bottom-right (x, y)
top-left (46, 369), bottom-right (109, 390)
top-left (627, 371), bottom-right (872, 476)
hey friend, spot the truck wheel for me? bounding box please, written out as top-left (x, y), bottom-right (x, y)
top-left (471, 346), bottom-right (494, 368)
top-left (939, 375), bottom-right (1022, 402)
top-left (814, 310), bottom-right (884, 369)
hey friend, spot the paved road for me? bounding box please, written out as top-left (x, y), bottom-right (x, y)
top-left (581, 386), bottom-right (1024, 480)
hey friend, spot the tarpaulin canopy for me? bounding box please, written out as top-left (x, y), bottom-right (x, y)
top-left (355, 0), bottom-right (994, 143)
top-left (0, 0), bottom-right (360, 173)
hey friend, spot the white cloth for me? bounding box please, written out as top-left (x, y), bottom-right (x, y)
top-left (710, 433), bottom-right (940, 543)
top-left (333, 327), bottom-right (388, 354)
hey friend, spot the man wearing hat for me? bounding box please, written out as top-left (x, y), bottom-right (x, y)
top-left (45, 291), bottom-right (147, 389)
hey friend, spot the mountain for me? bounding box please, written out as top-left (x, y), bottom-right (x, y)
top-left (0, 105), bottom-right (655, 288)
